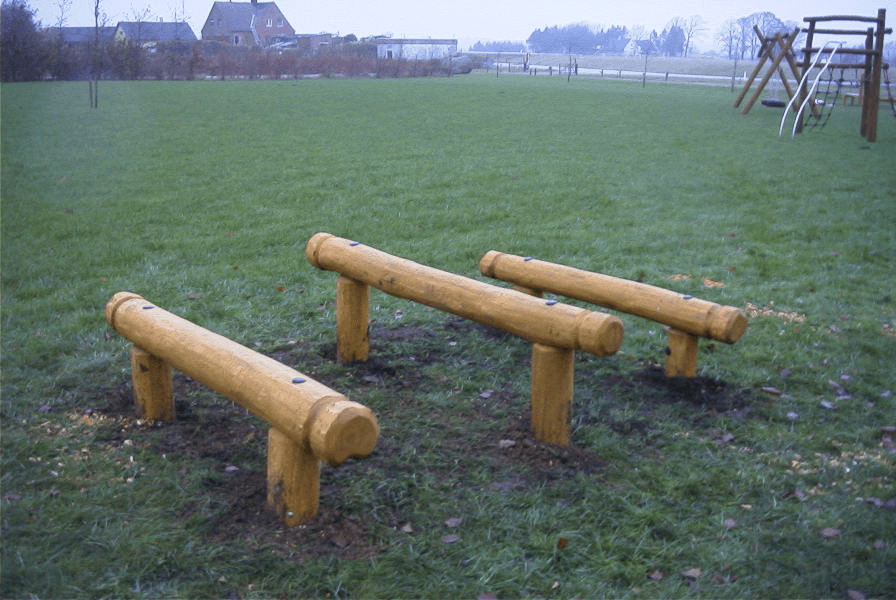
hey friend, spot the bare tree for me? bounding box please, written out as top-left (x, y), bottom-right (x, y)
top-left (680, 15), bottom-right (705, 57)
top-left (716, 18), bottom-right (742, 59)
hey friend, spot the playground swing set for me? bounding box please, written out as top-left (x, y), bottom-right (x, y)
top-left (735, 9), bottom-right (892, 142)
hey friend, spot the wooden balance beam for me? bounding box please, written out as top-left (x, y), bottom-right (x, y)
top-left (305, 233), bottom-right (624, 446)
top-left (105, 291), bottom-right (379, 526)
top-left (478, 252), bottom-right (748, 378)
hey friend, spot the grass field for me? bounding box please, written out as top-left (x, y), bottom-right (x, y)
top-left (2, 74), bottom-right (895, 599)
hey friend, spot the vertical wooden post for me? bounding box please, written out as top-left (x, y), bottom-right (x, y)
top-left (130, 345), bottom-right (174, 421)
top-left (665, 328), bottom-right (699, 378)
top-left (336, 275), bottom-right (369, 362)
top-left (531, 343), bottom-right (574, 446)
top-left (267, 427), bottom-right (320, 527)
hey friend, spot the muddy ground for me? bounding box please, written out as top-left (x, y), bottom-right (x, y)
top-left (95, 320), bottom-right (753, 563)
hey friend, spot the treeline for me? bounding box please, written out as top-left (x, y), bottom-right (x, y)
top-left (526, 24), bottom-right (632, 55)
top-left (469, 40), bottom-right (526, 53)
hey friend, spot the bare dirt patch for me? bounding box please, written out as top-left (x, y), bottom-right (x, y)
top-left (91, 319), bottom-right (755, 562)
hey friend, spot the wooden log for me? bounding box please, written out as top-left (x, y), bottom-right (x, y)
top-left (531, 344), bottom-right (574, 445)
top-left (105, 291), bottom-right (379, 526)
top-left (106, 291), bottom-right (378, 466)
top-left (267, 427), bottom-right (320, 526)
top-left (479, 251), bottom-right (747, 344)
top-left (665, 329), bottom-right (700, 377)
top-left (336, 275), bottom-right (370, 362)
top-left (305, 233), bottom-right (623, 358)
top-left (130, 345), bottom-right (174, 421)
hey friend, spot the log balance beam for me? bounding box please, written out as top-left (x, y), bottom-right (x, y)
top-left (305, 233), bottom-right (624, 446)
top-left (105, 291), bottom-right (379, 527)
top-left (478, 252), bottom-right (748, 378)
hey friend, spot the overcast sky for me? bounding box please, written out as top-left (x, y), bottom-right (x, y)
top-left (31, 0), bottom-right (893, 52)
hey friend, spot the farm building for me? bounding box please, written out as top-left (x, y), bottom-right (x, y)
top-left (201, 0), bottom-right (295, 47)
top-left (373, 38), bottom-right (458, 60)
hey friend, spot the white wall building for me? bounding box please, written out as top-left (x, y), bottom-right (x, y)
top-left (374, 38), bottom-right (458, 60)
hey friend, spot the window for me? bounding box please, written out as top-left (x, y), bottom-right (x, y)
top-left (266, 18), bottom-right (272, 28)
top-left (277, 18), bottom-right (283, 27)
top-left (234, 35), bottom-right (240, 45)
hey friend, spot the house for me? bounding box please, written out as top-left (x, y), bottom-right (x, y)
top-left (373, 38), bottom-right (457, 60)
top-left (201, 0), bottom-right (295, 47)
top-left (114, 21), bottom-right (197, 45)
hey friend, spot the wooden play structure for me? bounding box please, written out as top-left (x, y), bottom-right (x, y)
top-left (105, 292), bottom-right (379, 527)
top-left (796, 10), bottom-right (890, 141)
top-left (478, 252), bottom-right (748, 378)
top-left (305, 233), bottom-right (624, 446)
top-left (737, 9), bottom-right (890, 141)
top-left (734, 26), bottom-right (806, 115)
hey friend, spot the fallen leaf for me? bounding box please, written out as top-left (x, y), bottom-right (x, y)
top-left (819, 527), bottom-right (841, 539)
top-left (780, 368), bottom-right (792, 378)
top-left (479, 389), bottom-right (494, 399)
top-left (444, 517), bottom-right (463, 528)
top-left (666, 273), bottom-right (692, 281)
top-left (647, 569), bottom-right (665, 581)
top-left (186, 293), bottom-right (203, 299)
top-left (476, 594), bottom-right (499, 600)
top-left (702, 277), bottom-right (725, 288)
top-left (681, 567), bottom-right (702, 580)
top-left (2, 493), bottom-right (21, 501)
top-left (498, 439), bottom-right (516, 449)
top-left (400, 522), bottom-right (414, 534)
top-left (551, 581), bottom-right (560, 590)
top-left (786, 411), bottom-right (799, 420)
top-left (442, 534), bottom-right (460, 543)
top-left (847, 589), bottom-right (867, 600)
top-left (819, 400), bottom-right (837, 410)
top-left (723, 518), bottom-right (737, 529)
top-left (224, 465), bottom-right (239, 472)
top-left (277, 286), bottom-right (286, 292)
top-left (556, 537), bottom-right (568, 550)
top-left (760, 386), bottom-right (782, 396)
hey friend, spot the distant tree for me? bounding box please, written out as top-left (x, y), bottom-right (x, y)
top-left (716, 18), bottom-right (742, 59)
top-left (1, 0), bottom-right (46, 81)
top-left (738, 12), bottom-right (787, 59)
top-left (628, 25), bottom-right (646, 55)
top-left (595, 25), bottom-right (628, 54)
top-left (471, 40), bottom-right (525, 53)
top-left (527, 24), bottom-right (596, 54)
top-left (679, 15), bottom-right (705, 57)
top-left (661, 24), bottom-right (685, 56)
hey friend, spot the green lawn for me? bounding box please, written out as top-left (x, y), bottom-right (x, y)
top-left (2, 75), bottom-right (895, 599)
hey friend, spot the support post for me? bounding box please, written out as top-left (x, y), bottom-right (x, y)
top-left (531, 343), bottom-right (574, 446)
top-left (337, 275), bottom-right (370, 362)
top-left (665, 328), bottom-right (699, 378)
top-left (130, 345), bottom-right (174, 421)
top-left (267, 427), bottom-right (320, 527)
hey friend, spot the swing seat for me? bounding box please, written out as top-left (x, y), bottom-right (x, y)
top-left (761, 99), bottom-right (787, 108)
